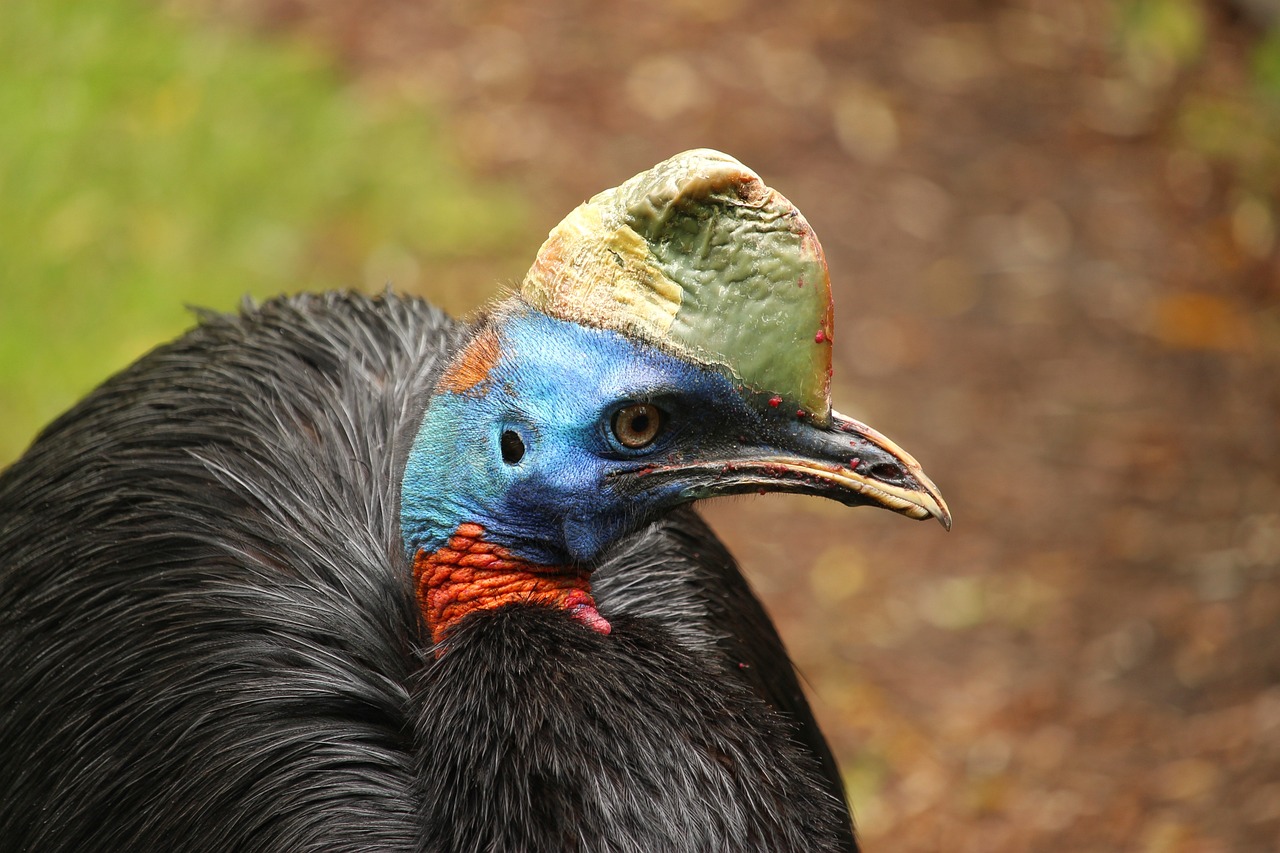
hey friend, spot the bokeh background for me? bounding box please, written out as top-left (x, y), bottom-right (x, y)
top-left (3, 0), bottom-right (1279, 849)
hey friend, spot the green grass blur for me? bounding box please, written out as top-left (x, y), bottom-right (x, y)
top-left (0, 0), bottom-right (527, 465)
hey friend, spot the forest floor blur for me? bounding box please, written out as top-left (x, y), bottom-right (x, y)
top-left (108, 0), bottom-right (1280, 849)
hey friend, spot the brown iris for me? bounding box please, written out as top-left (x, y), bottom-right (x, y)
top-left (611, 403), bottom-right (662, 449)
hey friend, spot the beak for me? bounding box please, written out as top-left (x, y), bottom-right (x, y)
top-left (634, 409), bottom-right (951, 530)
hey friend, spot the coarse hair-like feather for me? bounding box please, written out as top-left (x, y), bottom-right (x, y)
top-left (0, 292), bottom-right (855, 851)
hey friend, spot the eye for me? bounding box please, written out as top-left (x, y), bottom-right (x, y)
top-left (500, 430), bottom-right (525, 464)
top-left (611, 403), bottom-right (663, 450)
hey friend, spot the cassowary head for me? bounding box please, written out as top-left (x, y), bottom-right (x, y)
top-left (401, 150), bottom-right (949, 643)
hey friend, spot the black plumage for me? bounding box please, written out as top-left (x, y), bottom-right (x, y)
top-left (0, 293), bottom-right (856, 851)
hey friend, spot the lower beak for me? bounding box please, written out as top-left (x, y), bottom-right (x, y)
top-left (645, 410), bottom-right (951, 530)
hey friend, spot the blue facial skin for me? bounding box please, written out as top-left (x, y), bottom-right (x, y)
top-left (400, 307), bottom-right (771, 567)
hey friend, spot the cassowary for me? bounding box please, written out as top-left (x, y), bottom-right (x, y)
top-left (0, 150), bottom-right (948, 852)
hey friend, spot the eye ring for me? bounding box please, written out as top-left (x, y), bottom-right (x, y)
top-left (611, 403), bottom-right (663, 450)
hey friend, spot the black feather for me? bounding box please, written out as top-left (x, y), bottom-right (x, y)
top-left (0, 292), bottom-right (856, 851)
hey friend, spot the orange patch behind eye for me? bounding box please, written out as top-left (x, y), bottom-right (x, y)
top-left (436, 328), bottom-right (501, 395)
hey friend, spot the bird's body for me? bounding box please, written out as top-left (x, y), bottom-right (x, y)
top-left (0, 151), bottom-right (948, 851)
top-left (0, 293), bottom-right (852, 851)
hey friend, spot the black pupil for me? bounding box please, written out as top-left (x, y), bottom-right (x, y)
top-left (500, 430), bottom-right (525, 464)
top-left (629, 412), bottom-right (650, 434)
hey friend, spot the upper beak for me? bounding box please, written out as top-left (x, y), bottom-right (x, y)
top-left (636, 409), bottom-right (951, 530)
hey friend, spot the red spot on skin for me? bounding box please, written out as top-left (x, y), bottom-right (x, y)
top-left (796, 409), bottom-right (807, 418)
top-left (848, 458), bottom-right (861, 470)
top-left (768, 395), bottom-right (782, 408)
top-left (797, 277), bottom-right (805, 288)
top-left (815, 330), bottom-right (826, 344)
top-left (414, 524), bottom-right (610, 649)
top-left (563, 590), bottom-right (612, 634)
top-left (757, 488), bottom-right (767, 496)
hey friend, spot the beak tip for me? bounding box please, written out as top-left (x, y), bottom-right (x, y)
top-left (929, 492), bottom-right (952, 531)
top-left (918, 497), bottom-right (952, 531)
top-left (911, 486), bottom-right (951, 531)
top-left (901, 492), bottom-right (950, 530)
top-left (915, 473), bottom-right (951, 532)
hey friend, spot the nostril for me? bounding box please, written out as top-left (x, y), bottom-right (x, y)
top-left (868, 461), bottom-right (904, 482)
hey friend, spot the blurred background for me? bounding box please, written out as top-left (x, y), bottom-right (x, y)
top-left (2, 0), bottom-right (1278, 848)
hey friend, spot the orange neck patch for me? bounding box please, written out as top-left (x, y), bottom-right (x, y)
top-left (414, 522), bottom-right (611, 646)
